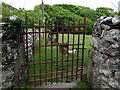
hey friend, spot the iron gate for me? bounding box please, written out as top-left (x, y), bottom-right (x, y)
top-left (23, 15), bottom-right (86, 87)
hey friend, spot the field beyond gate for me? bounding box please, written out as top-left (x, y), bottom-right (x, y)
top-left (23, 16), bottom-right (86, 87)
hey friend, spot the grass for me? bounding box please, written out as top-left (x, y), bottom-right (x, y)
top-left (27, 34), bottom-right (92, 86)
top-left (72, 74), bottom-right (92, 89)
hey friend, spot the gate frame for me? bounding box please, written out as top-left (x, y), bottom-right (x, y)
top-left (22, 14), bottom-right (86, 86)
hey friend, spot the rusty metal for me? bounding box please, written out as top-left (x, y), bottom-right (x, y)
top-left (28, 68), bottom-right (82, 78)
top-left (28, 74), bottom-right (82, 83)
top-left (50, 20), bottom-right (53, 84)
top-left (32, 20), bottom-right (35, 86)
top-left (38, 19), bottom-right (42, 85)
top-left (71, 21), bottom-right (75, 81)
top-left (28, 59), bottom-right (82, 65)
top-left (25, 13), bottom-right (29, 83)
top-left (25, 43), bottom-right (83, 49)
top-left (23, 15), bottom-right (86, 87)
top-left (81, 16), bottom-right (86, 81)
top-left (61, 20), bottom-right (64, 82)
top-left (66, 20), bottom-right (70, 81)
top-left (56, 20), bottom-right (59, 83)
top-left (44, 20), bottom-right (47, 85)
top-left (76, 20), bottom-right (81, 80)
top-left (23, 25), bottom-right (85, 28)
top-left (23, 30), bottom-right (84, 34)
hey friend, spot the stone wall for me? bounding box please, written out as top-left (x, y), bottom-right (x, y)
top-left (1, 16), bottom-right (26, 89)
top-left (89, 15), bottom-right (120, 89)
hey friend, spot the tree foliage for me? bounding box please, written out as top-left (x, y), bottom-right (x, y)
top-left (2, 2), bottom-right (15, 21)
top-left (54, 4), bottom-right (97, 21)
top-left (95, 7), bottom-right (114, 18)
top-left (2, 3), bottom-right (117, 34)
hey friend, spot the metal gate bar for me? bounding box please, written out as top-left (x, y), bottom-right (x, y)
top-left (56, 20), bottom-right (59, 83)
top-left (28, 74), bottom-right (82, 83)
top-left (50, 20), bottom-right (53, 84)
top-left (61, 20), bottom-right (64, 82)
top-left (76, 20), bottom-right (80, 80)
top-left (38, 19), bottom-right (42, 85)
top-left (81, 17), bottom-right (86, 80)
top-left (23, 15), bottom-right (86, 87)
top-left (72, 21), bottom-right (77, 81)
top-left (66, 20), bottom-right (70, 81)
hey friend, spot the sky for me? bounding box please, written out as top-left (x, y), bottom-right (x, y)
top-left (2, 0), bottom-right (120, 11)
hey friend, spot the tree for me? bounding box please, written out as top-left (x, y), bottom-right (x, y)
top-left (54, 4), bottom-right (97, 21)
top-left (76, 6), bottom-right (97, 21)
top-left (2, 2), bottom-right (14, 21)
top-left (2, 3), bottom-right (95, 34)
top-left (27, 4), bottom-right (94, 34)
top-left (95, 7), bottom-right (114, 18)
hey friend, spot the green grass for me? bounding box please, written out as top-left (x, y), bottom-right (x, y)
top-left (72, 74), bottom-right (92, 89)
top-left (27, 34), bottom-right (92, 86)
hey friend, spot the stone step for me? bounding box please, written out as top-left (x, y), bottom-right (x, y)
top-left (37, 82), bottom-right (77, 88)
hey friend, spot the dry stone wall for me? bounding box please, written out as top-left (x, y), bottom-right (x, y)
top-left (1, 16), bottom-right (26, 89)
top-left (89, 15), bottom-right (120, 89)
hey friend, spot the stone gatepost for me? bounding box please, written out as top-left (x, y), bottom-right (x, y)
top-left (1, 16), bottom-right (26, 89)
top-left (88, 15), bottom-right (120, 89)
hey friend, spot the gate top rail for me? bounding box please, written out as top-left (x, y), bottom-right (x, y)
top-left (22, 31), bottom-right (85, 34)
top-left (23, 25), bottom-right (85, 28)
